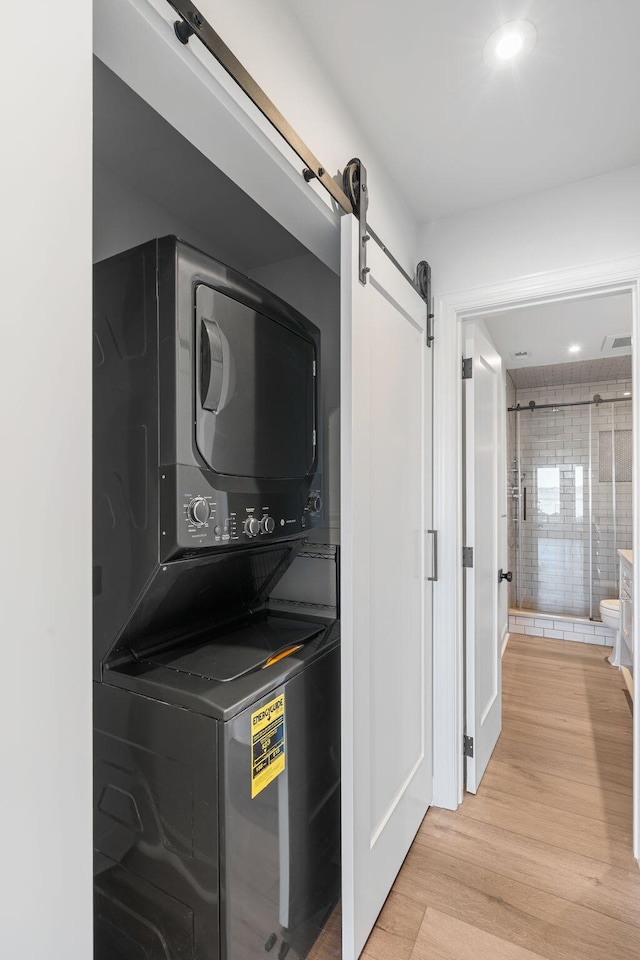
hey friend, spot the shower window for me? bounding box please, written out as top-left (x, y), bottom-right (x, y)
top-left (574, 465), bottom-right (584, 519)
top-left (536, 467), bottom-right (560, 516)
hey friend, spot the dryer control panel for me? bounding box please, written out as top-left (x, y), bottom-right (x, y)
top-left (159, 465), bottom-right (321, 561)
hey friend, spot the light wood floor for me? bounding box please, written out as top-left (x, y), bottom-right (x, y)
top-left (359, 633), bottom-right (638, 960)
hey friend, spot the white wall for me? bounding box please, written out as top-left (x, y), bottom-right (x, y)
top-left (94, 162), bottom-right (246, 266)
top-left (420, 164), bottom-right (640, 294)
top-left (0, 2), bottom-right (93, 957)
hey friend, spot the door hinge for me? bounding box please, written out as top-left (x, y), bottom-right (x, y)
top-left (463, 546), bottom-right (474, 568)
top-left (462, 357), bottom-right (472, 379)
top-left (463, 735), bottom-right (474, 758)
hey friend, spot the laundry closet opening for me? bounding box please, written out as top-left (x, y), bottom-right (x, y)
top-left (93, 55), bottom-right (343, 960)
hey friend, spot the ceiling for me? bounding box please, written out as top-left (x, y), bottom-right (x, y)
top-left (282, 0), bottom-right (640, 222)
top-left (482, 291), bottom-right (632, 369)
top-left (507, 355), bottom-right (632, 389)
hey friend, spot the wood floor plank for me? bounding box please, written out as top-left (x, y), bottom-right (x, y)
top-left (375, 892), bottom-right (426, 942)
top-left (457, 785), bottom-right (635, 868)
top-left (414, 807), bottom-right (640, 929)
top-left (480, 758), bottom-right (633, 827)
top-left (492, 735), bottom-right (633, 793)
top-left (501, 682), bottom-right (630, 719)
top-left (410, 907), bottom-right (548, 960)
top-left (394, 844), bottom-right (640, 960)
top-left (361, 925), bottom-right (414, 960)
top-left (499, 718), bottom-right (632, 769)
top-left (502, 700), bottom-right (632, 744)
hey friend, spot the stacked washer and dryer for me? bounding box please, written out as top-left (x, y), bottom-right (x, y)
top-left (93, 237), bottom-right (340, 960)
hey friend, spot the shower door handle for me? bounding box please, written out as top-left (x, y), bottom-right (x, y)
top-left (523, 487), bottom-right (527, 521)
top-left (499, 569), bottom-right (513, 584)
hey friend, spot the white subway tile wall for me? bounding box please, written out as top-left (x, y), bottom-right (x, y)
top-left (508, 612), bottom-right (615, 646)
top-left (507, 376), bottom-right (632, 621)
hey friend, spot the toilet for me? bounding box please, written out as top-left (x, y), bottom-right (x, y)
top-left (600, 599), bottom-right (630, 668)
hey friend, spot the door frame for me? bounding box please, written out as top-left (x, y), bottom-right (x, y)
top-left (432, 255), bottom-right (640, 862)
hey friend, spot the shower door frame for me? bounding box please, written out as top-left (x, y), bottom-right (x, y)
top-left (431, 254), bottom-right (640, 864)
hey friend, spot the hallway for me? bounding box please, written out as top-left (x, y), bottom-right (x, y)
top-left (362, 633), bottom-right (639, 959)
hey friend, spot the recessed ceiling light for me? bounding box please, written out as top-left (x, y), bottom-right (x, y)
top-left (483, 20), bottom-right (537, 69)
top-left (568, 345), bottom-right (581, 353)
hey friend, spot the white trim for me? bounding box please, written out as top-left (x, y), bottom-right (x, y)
top-left (501, 630), bottom-right (510, 658)
top-left (432, 255), bottom-right (640, 863)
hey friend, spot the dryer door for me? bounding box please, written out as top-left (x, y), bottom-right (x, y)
top-left (195, 284), bottom-right (317, 479)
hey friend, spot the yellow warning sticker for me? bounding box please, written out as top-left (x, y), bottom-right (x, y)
top-left (251, 693), bottom-right (286, 798)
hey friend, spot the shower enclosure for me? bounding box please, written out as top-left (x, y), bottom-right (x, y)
top-left (508, 395), bottom-right (632, 620)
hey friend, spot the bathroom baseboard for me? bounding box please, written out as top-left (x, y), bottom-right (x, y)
top-left (501, 630), bottom-right (510, 658)
top-left (621, 665), bottom-right (634, 702)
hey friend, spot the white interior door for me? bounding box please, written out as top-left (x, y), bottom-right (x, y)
top-left (341, 216), bottom-right (433, 959)
top-left (464, 321), bottom-right (503, 793)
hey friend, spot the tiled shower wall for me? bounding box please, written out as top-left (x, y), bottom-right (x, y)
top-left (508, 376), bottom-right (632, 618)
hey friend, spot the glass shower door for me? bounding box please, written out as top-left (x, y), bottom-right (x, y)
top-left (511, 398), bottom-right (633, 620)
top-left (514, 405), bottom-right (591, 617)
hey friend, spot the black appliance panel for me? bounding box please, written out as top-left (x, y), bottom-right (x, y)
top-left (106, 613), bottom-right (339, 723)
top-left (140, 616), bottom-right (324, 683)
top-left (94, 623), bottom-right (341, 960)
top-left (93, 238), bottom-right (322, 670)
top-left (99, 542), bottom-right (300, 669)
top-left (94, 684), bottom-right (219, 960)
top-left (195, 284), bottom-right (316, 480)
top-left (160, 464), bottom-right (321, 562)
top-left (220, 643), bottom-right (341, 960)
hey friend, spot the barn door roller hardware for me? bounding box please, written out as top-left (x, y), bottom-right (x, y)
top-left (341, 157), bottom-right (434, 341)
top-left (167, 1), bottom-right (434, 331)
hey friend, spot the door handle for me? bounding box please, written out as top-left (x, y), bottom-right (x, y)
top-left (201, 317), bottom-right (225, 411)
top-left (499, 569), bottom-right (513, 584)
top-left (428, 529), bottom-right (438, 582)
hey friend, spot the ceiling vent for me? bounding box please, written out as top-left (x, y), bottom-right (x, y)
top-left (602, 334), bottom-right (632, 351)
top-left (509, 349), bottom-right (533, 361)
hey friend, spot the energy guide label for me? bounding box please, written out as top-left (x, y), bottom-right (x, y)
top-left (251, 694), bottom-right (285, 798)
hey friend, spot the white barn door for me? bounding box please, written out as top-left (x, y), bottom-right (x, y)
top-left (340, 216), bottom-right (433, 959)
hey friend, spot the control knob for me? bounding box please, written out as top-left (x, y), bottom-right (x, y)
top-left (261, 515), bottom-right (275, 534)
top-left (188, 497), bottom-right (211, 526)
top-left (244, 516), bottom-right (261, 538)
top-left (308, 493), bottom-right (322, 514)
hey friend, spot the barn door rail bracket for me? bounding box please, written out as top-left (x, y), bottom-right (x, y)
top-left (168, 1), bottom-right (433, 320)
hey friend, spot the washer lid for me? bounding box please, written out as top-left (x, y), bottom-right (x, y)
top-left (139, 615), bottom-right (323, 683)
